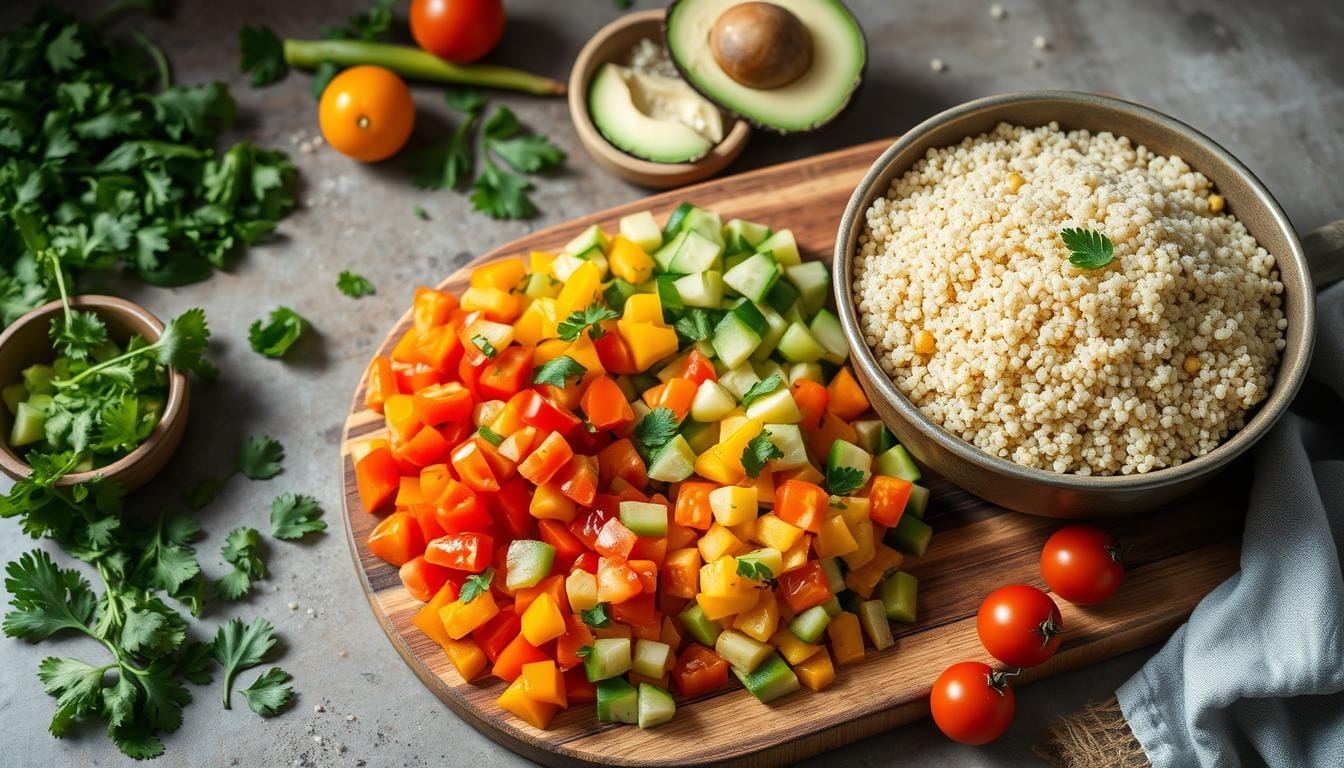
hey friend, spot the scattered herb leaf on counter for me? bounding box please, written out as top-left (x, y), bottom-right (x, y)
top-left (270, 494), bottom-right (327, 540)
top-left (532, 355), bottom-right (587, 388)
top-left (248, 307), bottom-right (308, 359)
top-left (338, 270), bottom-right (376, 298)
top-left (557, 305), bottom-right (618, 341)
top-left (217, 527), bottom-right (266, 600)
top-left (413, 205), bottom-right (430, 221)
top-left (1060, 228), bottom-right (1115, 270)
top-left (214, 617), bottom-right (278, 710)
top-left (240, 667), bottom-right (294, 717)
top-left (444, 87), bottom-right (487, 115)
top-left (238, 435), bottom-right (286, 480)
top-left (826, 465), bottom-right (866, 497)
top-left (238, 24), bottom-right (288, 86)
top-left (241, 0), bottom-right (398, 97)
top-left (741, 430), bottom-right (784, 479)
top-left (471, 161), bottom-right (536, 219)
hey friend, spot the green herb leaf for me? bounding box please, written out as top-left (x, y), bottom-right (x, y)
top-left (581, 603), bottom-right (611, 628)
top-left (673, 309), bottom-right (714, 343)
top-left (488, 135), bottom-right (566, 174)
top-left (412, 112), bottom-right (477, 191)
top-left (740, 374), bottom-right (783, 406)
top-left (238, 435), bottom-right (285, 480)
top-left (736, 558), bottom-right (774, 583)
top-left (574, 644), bottom-right (594, 659)
top-left (240, 667), bottom-right (294, 716)
top-left (2, 550), bottom-right (96, 640)
top-left (741, 430), bottom-right (784, 479)
top-left (444, 88), bottom-right (486, 115)
top-left (533, 355), bottom-right (587, 388)
top-left (634, 407), bottom-right (678, 452)
top-left (459, 568), bottom-right (494, 604)
top-left (338, 271), bottom-right (375, 298)
top-left (470, 160), bottom-right (536, 220)
top-left (477, 425), bottom-right (504, 447)
top-left (557, 305), bottom-right (618, 342)
top-left (826, 466), bottom-right (866, 497)
top-left (310, 60), bottom-right (342, 100)
top-left (217, 527), bottom-right (265, 600)
top-left (413, 205), bottom-right (430, 221)
top-left (248, 307), bottom-right (307, 358)
top-left (269, 494), bottom-right (326, 540)
top-left (49, 310), bottom-right (108, 362)
top-left (1060, 228), bottom-right (1115, 270)
top-left (213, 617), bottom-right (277, 709)
top-left (483, 106), bottom-right (521, 140)
top-left (239, 25), bottom-right (288, 87)
top-left (472, 334), bottom-right (497, 358)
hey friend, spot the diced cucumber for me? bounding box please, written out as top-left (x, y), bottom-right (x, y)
top-left (620, 210), bottom-right (663, 251)
top-left (819, 558), bottom-right (845, 594)
top-left (585, 638), bottom-right (633, 682)
top-left (637, 683), bottom-right (676, 728)
top-left (723, 250), bottom-right (752, 272)
top-left (750, 304), bottom-right (790, 363)
top-left (756, 229), bottom-right (801, 266)
top-left (907, 484), bottom-right (930, 518)
top-left (9, 401), bottom-right (45, 447)
top-left (21, 364), bottom-right (54, 395)
top-left (729, 300), bottom-right (768, 335)
top-left (678, 602), bottom-right (723, 646)
top-left (522, 272), bottom-right (560, 299)
top-left (596, 678), bottom-right (639, 724)
top-left (722, 252), bottom-right (780, 304)
top-left (819, 596), bottom-right (842, 617)
top-left (682, 207), bottom-right (724, 246)
top-left (632, 639), bottom-right (674, 679)
top-left (551, 251), bottom-right (586, 281)
top-left (673, 270), bottom-right (724, 308)
top-left (604, 278), bottom-right (641, 311)
top-left (887, 514), bottom-right (933, 556)
top-left (827, 440), bottom-right (873, 487)
top-left (505, 539), bottom-right (556, 590)
top-left (733, 652), bottom-right (800, 704)
top-left (663, 202), bottom-right (695, 239)
top-left (715, 629), bottom-right (773, 673)
top-left (752, 359), bottom-right (785, 383)
top-left (711, 312), bottom-right (762, 369)
top-left (670, 229), bottom-right (725, 274)
top-left (764, 424), bottom-right (808, 471)
top-left (777, 322), bottom-right (827, 363)
top-left (564, 224), bottom-right (611, 256)
top-left (876, 444), bottom-right (922, 483)
top-left (788, 605), bottom-right (832, 644)
top-left (575, 244), bottom-right (608, 277)
top-left (746, 387), bottom-right (801, 424)
top-left (655, 275), bottom-right (684, 311)
top-left (786, 361), bottom-right (824, 385)
top-left (764, 278), bottom-right (800, 316)
top-left (717, 366), bottom-right (761, 400)
top-left (620, 501), bottom-right (669, 537)
top-left (653, 230), bottom-right (687, 272)
top-left (2, 382), bottom-right (26, 415)
top-left (691, 380), bottom-right (737, 423)
top-left (680, 418), bottom-right (720, 454)
top-left (695, 338), bottom-right (717, 359)
top-left (25, 393), bottom-right (53, 414)
top-left (880, 570), bottom-right (918, 623)
top-left (858, 599), bottom-right (895, 651)
top-left (724, 231), bottom-right (754, 258)
top-left (854, 421), bottom-right (895, 455)
top-left (724, 218), bottom-right (771, 248)
top-left (809, 308), bottom-right (849, 364)
top-left (647, 435), bottom-right (697, 482)
top-left (784, 261), bottom-right (831, 316)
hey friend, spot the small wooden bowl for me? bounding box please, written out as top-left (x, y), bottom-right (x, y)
top-left (568, 9), bottom-right (750, 189)
top-left (0, 296), bottom-right (190, 491)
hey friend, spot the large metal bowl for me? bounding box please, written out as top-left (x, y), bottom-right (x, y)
top-left (834, 91), bottom-right (1341, 517)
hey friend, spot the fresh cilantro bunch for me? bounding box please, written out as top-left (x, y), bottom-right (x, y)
top-left (0, 8), bottom-right (295, 328)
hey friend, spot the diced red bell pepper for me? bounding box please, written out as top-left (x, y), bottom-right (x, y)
top-left (518, 431), bottom-right (574, 485)
top-left (673, 481), bottom-right (715, 531)
top-left (433, 479), bottom-right (492, 534)
top-left (649, 377), bottom-right (697, 423)
top-left (425, 532), bottom-right (494, 573)
top-left (364, 356), bottom-right (398, 414)
top-left (628, 559), bottom-right (658, 592)
top-left (414, 286), bottom-right (459, 334)
top-left (569, 504), bottom-right (617, 552)
top-left (672, 643), bottom-right (729, 699)
top-left (594, 517), bottom-right (637, 560)
top-left (472, 434), bottom-right (517, 481)
top-left (597, 557), bottom-right (644, 604)
top-left (564, 666), bottom-right (597, 704)
top-left (680, 349), bottom-right (718, 386)
top-left (394, 362), bottom-right (441, 394)
top-left (478, 346), bottom-right (534, 401)
top-left (554, 614), bottom-right (594, 671)
top-left (628, 535), bottom-right (667, 565)
top-left (473, 605), bottom-right (520, 662)
top-left (492, 633), bottom-right (550, 682)
top-left (775, 560), bottom-right (832, 612)
top-left (569, 425), bottom-right (614, 456)
top-left (538, 519), bottom-right (586, 572)
top-left (367, 511), bottom-right (424, 567)
top-left (592, 320), bottom-right (640, 374)
top-left (518, 390), bottom-right (581, 437)
top-left (580, 376), bottom-right (634, 431)
top-left (451, 439), bottom-right (500, 493)
top-left (611, 591), bottom-right (657, 627)
top-left (489, 476), bottom-right (537, 541)
top-left (571, 552), bottom-right (599, 574)
top-left (396, 424), bottom-right (451, 468)
top-left (556, 454), bottom-right (599, 507)
top-left (868, 475), bottom-right (913, 527)
top-left (596, 438), bottom-right (647, 491)
top-left (774, 479), bottom-right (829, 533)
top-left (399, 556), bottom-right (454, 602)
top-left (413, 383), bottom-right (473, 427)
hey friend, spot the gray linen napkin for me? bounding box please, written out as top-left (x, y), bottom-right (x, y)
top-left (1117, 281), bottom-right (1344, 767)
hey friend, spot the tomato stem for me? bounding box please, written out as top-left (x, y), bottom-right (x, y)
top-left (1036, 616), bottom-right (1063, 650)
top-left (985, 668), bottom-right (1020, 694)
top-left (282, 39), bottom-right (566, 96)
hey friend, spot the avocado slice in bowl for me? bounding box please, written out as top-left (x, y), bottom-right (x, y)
top-left (664, 0), bottom-right (867, 134)
top-left (588, 62), bottom-right (724, 163)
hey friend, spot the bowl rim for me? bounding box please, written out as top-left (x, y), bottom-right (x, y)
top-left (833, 89), bottom-right (1316, 491)
top-left (0, 294), bottom-right (189, 487)
top-left (566, 8), bottom-right (751, 181)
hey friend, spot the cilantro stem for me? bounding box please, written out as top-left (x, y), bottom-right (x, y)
top-left (281, 39), bottom-right (566, 95)
top-left (131, 29), bottom-right (172, 91)
top-left (52, 344), bottom-right (157, 389)
top-left (43, 251), bottom-right (73, 330)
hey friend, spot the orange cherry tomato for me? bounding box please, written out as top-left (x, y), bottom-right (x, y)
top-left (409, 0), bottom-right (506, 64)
top-left (318, 65), bottom-right (415, 162)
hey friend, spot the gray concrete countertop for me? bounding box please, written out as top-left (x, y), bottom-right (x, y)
top-left (2, 1), bottom-right (1341, 766)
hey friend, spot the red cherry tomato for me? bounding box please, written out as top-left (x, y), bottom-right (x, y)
top-left (1040, 525), bottom-right (1125, 605)
top-left (409, 0), bottom-right (506, 64)
top-left (930, 662), bottom-right (1016, 745)
top-left (976, 584), bottom-right (1063, 667)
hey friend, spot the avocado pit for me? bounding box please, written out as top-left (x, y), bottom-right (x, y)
top-left (709, 2), bottom-right (813, 90)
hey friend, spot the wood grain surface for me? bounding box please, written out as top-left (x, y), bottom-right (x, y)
top-left (339, 139), bottom-right (1244, 767)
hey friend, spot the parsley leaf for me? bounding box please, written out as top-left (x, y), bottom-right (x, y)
top-left (238, 435), bottom-right (285, 480)
top-left (557, 305), bottom-right (618, 342)
top-left (413, 110), bottom-right (478, 191)
top-left (673, 309), bottom-right (714, 343)
top-left (634, 408), bottom-right (678, 452)
top-left (472, 334), bottom-right (497, 358)
top-left (471, 159), bottom-right (536, 220)
top-left (459, 568), bottom-right (494, 604)
top-left (217, 527), bottom-right (266, 600)
top-left (533, 355), bottom-right (587, 388)
top-left (477, 426), bottom-right (504, 447)
top-left (248, 306), bottom-right (307, 358)
top-left (240, 667), bottom-right (294, 716)
top-left (826, 466), bottom-right (866, 496)
top-left (1060, 228), bottom-right (1115, 270)
top-left (338, 271), bottom-right (375, 298)
top-left (581, 603), bottom-right (612, 628)
top-left (741, 430), bottom-right (784, 479)
top-left (213, 617), bottom-right (277, 709)
top-left (239, 25), bottom-right (288, 87)
top-left (269, 494), bottom-right (326, 540)
top-left (741, 374), bottom-right (783, 406)
top-left (736, 558), bottom-right (774, 583)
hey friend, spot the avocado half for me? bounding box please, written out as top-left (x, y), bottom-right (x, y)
top-left (664, 0), bottom-right (867, 134)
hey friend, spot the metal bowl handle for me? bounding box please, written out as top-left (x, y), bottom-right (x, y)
top-left (1304, 219), bottom-right (1344, 288)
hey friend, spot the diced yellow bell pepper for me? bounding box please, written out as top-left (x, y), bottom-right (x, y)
top-left (616, 320), bottom-right (679, 371)
top-left (692, 447), bottom-right (735, 486)
top-left (608, 235), bottom-right (656, 284)
top-left (533, 338), bottom-right (570, 367)
top-left (413, 581), bottom-right (462, 653)
top-left (498, 676), bottom-right (559, 729)
top-left (698, 554), bottom-right (750, 596)
top-left (529, 250), bottom-right (556, 276)
top-left (531, 481), bottom-right (578, 523)
top-left (754, 514), bottom-right (804, 552)
top-left (565, 569), bottom-right (598, 612)
top-left (564, 335), bottom-right (606, 379)
top-left (471, 257), bottom-right (527, 291)
top-left (710, 485), bottom-right (758, 526)
top-left (461, 285), bottom-right (523, 323)
top-left (769, 628), bottom-right (820, 666)
top-left (694, 419), bottom-right (764, 484)
top-left (837, 496), bottom-right (871, 528)
top-left (785, 463), bottom-right (825, 486)
top-left (520, 592), bottom-right (567, 645)
top-left (827, 612), bottom-right (865, 666)
top-left (793, 648), bottom-right (836, 690)
top-left (444, 637), bottom-right (488, 682)
top-left (841, 519), bottom-right (876, 571)
top-left (440, 590), bottom-right (500, 640)
top-left (815, 514), bottom-right (860, 558)
top-left (727, 516), bottom-right (757, 544)
top-left (696, 592), bottom-right (759, 621)
top-left (520, 660), bottom-right (567, 707)
top-left (845, 544), bottom-right (904, 599)
top-left (781, 534), bottom-right (812, 572)
top-left (698, 524), bottom-right (748, 564)
top-left (622, 293), bottom-right (665, 325)
top-left (747, 469), bottom-right (776, 505)
top-left (555, 260), bottom-right (602, 318)
top-left (732, 591), bottom-right (780, 642)
top-left (514, 298), bottom-right (560, 346)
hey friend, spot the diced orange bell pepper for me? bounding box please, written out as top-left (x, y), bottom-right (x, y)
top-left (498, 676), bottom-right (558, 729)
top-left (471, 257), bottom-right (527, 291)
top-left (520, 592), bottom-right (567, 645)
top-left (791, 379), bottom-right (829, 432)
top-left (581, 376), bottom-right (634, 431)
top-left (440, 590), bottom-right (501, 640)
top-left (478, 346), bottom-right (534, 401)
top-left (794, 648), bottom-right (835, 691)
top-left (394, 362), bottom-right (441, 393)
top-left (414, 324), bottom-right (464, 373)
top-left (420, 463), bottom-right (452, 501)
top-left (514, 572), bottom-right (566, 616)
top-left (521, 660), bottom-right (568, 707)
top-left (774, 479), bottom-right (829, 533)
top-left (367, 511), bottom-right (424, 567)
top-left (413, 383), bottom-right (473, 427)
top-left (498, 425), bottom-right (539, 463)
top-left (461, 285), bottom-right (523, 323)
top-left (538, 520), bottom-right (586, 572)
top-left (827, 612), bottom-right (865, 666)
top-left (451, 439), bottom-right (500, 493)
top-left (629, 534), bottom-right (667, 565)
top-left (396, 424), bottom-right (451, 468)
top-left (356, 445), bottom-right (401, 514)
top-left (518, 431), bottom-right (574, 485)
top-left (661, 548), bottom-right (701, 599)
top-left (492, 633), bottom-right (550, 682)
top-left (414, 286), bottom-right (459, 334)
top-left (383, 394), bottom-right (422, 442)
top-left (673, 481), bottom-right (715, 530)
top-left (653, 377), bottom-right (698, 422)
top-left (775, 560), bottom-right (832, 612)
top-left (554, 614), bottom-right (594, 670)
top-left (672, 643), bottom-right (730, 699)
top-left (556, 454), bottom-right (599, 507)
top-left (425, 531), bottom-right (494, 572)
top-left (473, 604), bottom-right (520, 661)
top-left (666, 521), bottom-right (698, 551)
top-left (597, 557), bottom-right (644, 603)
top-left (596, 438), bottom-right (647, 490)
top-left (364, 356), bottom-right (398, 413)
top-left (433, 479), bottom-right (492, 533)
top-left (445, 637), bottom-right (489, 682)
top-left (595, 517), bottom-right (637, 559)
top-left (399, 555), bottom-right (453, 602)
top-left (628, 559), bottom-right (658, 593)
top-left (391, 327), bottom-right (421, 364)
top-left (827, 367), bottom-right (870, 421)
top-left (808, 412), bottom-right (860, 464)
top-left (472, 434), bottom-right (517, 480)
top-left (868, 475), bottom-right (913, 527)
top-left (530, 481), bottom-right (578, 523)
top-left (413, 579), bottom-right (462, 652)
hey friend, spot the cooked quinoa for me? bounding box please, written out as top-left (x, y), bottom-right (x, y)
top-left (853, 123), bottom-right (1286, 475)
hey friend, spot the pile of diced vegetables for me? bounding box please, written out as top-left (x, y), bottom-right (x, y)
top-left (352, 203), bottom-right (934, 730)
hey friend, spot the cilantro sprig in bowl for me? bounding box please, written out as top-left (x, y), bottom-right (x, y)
top-left (0, 293), bottom-right (207, 492)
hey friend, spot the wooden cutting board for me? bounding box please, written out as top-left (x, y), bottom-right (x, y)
top-left (339, 139), bottom-right (1244, 767)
